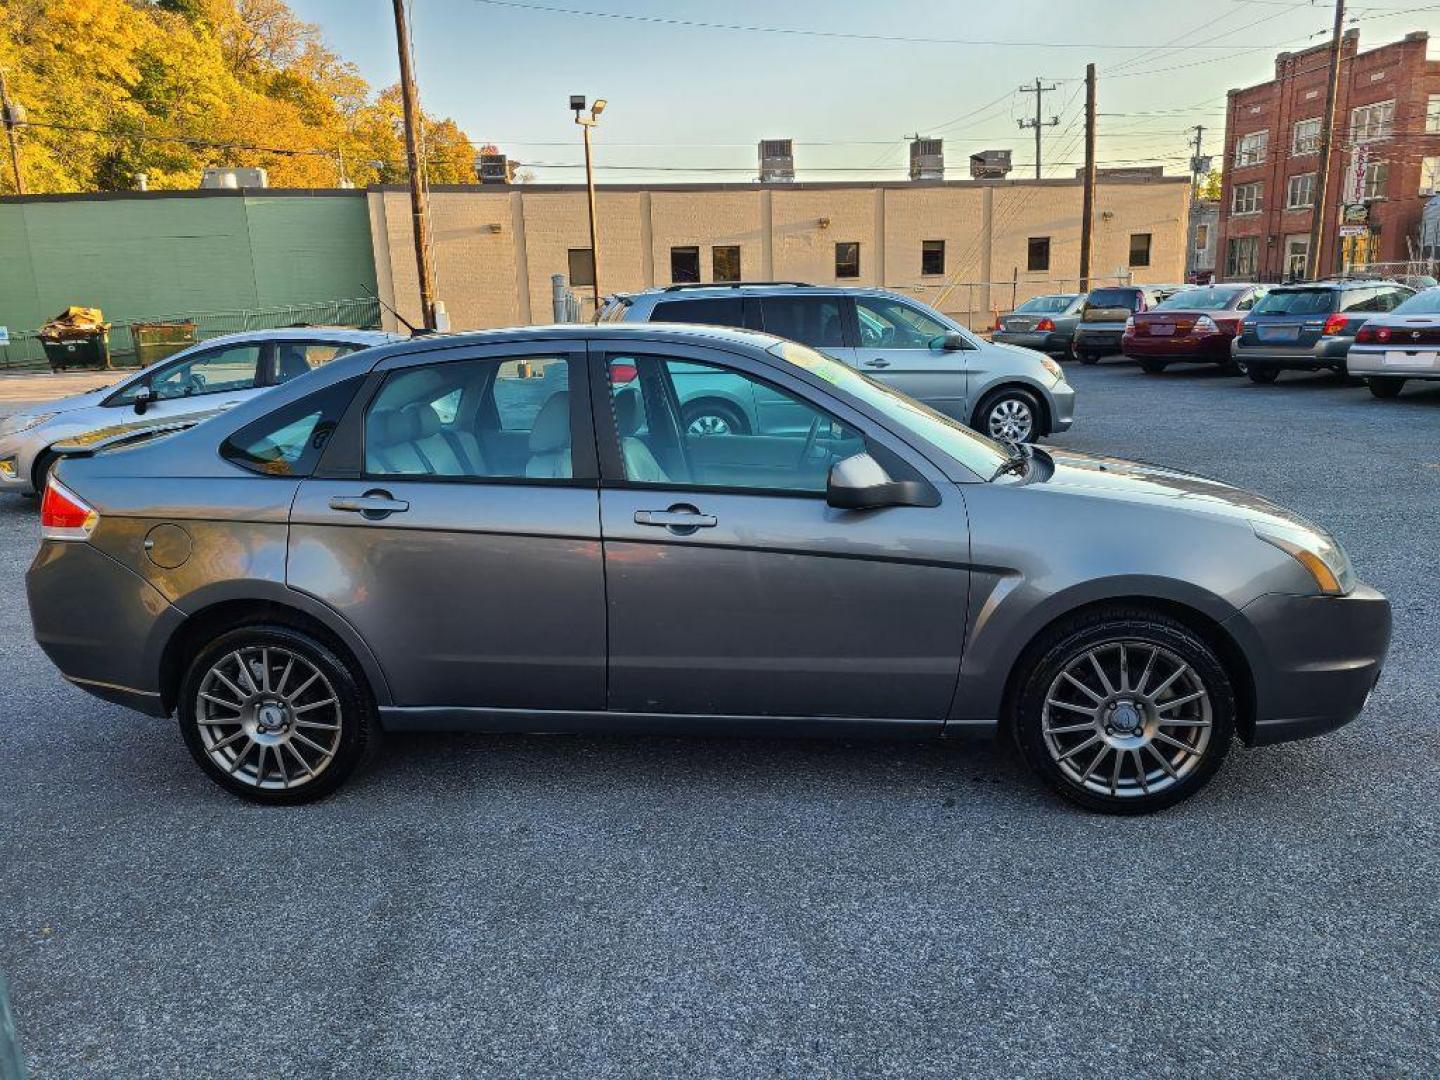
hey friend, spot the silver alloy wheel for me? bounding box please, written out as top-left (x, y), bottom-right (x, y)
top-left (987, 397), bottom-right (1034, 442)
top-left (687, 413), bottom-right (733, 437)
top-left (194, 646), bottom-right (342, 790)
top-left (1041, 640), bottom-right (1212, 799)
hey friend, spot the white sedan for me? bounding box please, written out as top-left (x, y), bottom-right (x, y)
top-left (1350, 287), bottom-right (1440, 399)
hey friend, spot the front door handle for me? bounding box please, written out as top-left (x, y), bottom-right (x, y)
top-left (635, 506), bottom-right (717, 530)
top-left (329, 490), bottom-right (410, 519)
top-left (864, 358), bottom-right (891, 369)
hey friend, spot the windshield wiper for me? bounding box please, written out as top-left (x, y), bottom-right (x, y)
top-left (989, 440), bottom-right (1034, 481)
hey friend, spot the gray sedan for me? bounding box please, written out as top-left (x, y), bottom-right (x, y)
top-left (0, 328), bottom-right (400, 495)
top-left (27, 324), bottom-right (1389, 814)
top-left (992, 293), bottom-right (1084, 357)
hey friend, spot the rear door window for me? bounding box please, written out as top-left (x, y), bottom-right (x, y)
top-left (649, 297), bottom-right (744, 327)
top-left (759, 296), bottom-right (849, 349)
top-left (271, 341), bottom-right (364, 384)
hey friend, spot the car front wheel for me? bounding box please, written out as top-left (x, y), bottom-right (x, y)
top-left (976, 387), bottom-right (1041, 443)
top-left (1368, 377), bottom-right (1405, 399)
top-left (178, 624), bottom-right (377, 804)
top-left (1012, 608), bottom-right (1235, 814)
top-left (682, 401), bottom-right (748, 438)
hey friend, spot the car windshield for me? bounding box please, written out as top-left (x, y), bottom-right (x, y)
top-left (1391, 288), bottom-right (1440, 316)
top-left (1155, 287), bottom-right (1244, 311)
top-left (768, 340), bottom-right (1009, 479)
top-left (1251, 289), bottom-right (1336, 316)
top-left (1016, 295), bottom-right (1077, 314)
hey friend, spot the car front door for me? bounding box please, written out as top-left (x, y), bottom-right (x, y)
top-left (104, 341), bottom-right (270, 422)
top-left (849, 295), bottom-right (971, 422)
top-left (593, 342), bottom-right (970, 723)
top-left (287, 340), bottom-right (606, 712)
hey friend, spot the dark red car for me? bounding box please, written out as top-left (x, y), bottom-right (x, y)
top-left (1122, 284), bottom-right (1267, 374)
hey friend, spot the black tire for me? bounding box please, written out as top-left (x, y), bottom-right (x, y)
top-left (1368, 376), bottom-right (1405, 399)
top-left (1138, 357), bottom-right (1167, 375)
top-left (1246, 366), bottom-right (1279, 384)
top-left (681, 400), bottom-right (749, 437)
top-left (1010, 606), bottom-right (1235, 815)
top-left (973, 386), bottom-right (1043, 444)
top-left (1077, 351), bottom-right (1099, 365)
top-left (29, 450), bottom-right (58, 498)
top-left (1219, 355), bottom-right (1241, 375)
top-left (177, 624), bottom-right (378, 805)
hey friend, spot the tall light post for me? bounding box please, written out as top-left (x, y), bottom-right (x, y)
top-left (571, 95), bottom-right (605, 315)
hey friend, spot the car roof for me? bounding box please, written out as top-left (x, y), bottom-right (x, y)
top-left (383, 321), bottom-right (788, 355)
top-left (185, 327), bottom-right (403, 348)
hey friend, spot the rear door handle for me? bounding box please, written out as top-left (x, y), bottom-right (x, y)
top-left (329, 490), bottom-right (410, 518)
top-left (635, 508), bottom-right (717, 529)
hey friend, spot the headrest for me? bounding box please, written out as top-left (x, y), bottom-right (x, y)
top-left (613, 389), bottom-right (642, 436)
top-left (371, 402), bottom-right (441, 446)
top-left (529, 392), bottom-right (571, 453)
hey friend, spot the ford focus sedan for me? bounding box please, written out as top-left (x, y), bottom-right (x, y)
top-left (27, 325), bottom-right (1390, 814)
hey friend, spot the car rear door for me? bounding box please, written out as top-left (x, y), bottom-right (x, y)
top-left (591, 340), bottom-right (970, 724)
top-left (287, 338), bottom-right (606, 712)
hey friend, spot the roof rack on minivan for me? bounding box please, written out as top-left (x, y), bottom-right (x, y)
top-left (660, 281), bottom-right (813, 292)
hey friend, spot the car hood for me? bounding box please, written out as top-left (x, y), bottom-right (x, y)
top-left (1036, 447), bottom-right (1321, 533)
top-left (11, 384), bottom-right (118, 421)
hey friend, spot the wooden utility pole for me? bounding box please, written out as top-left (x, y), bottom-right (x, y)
top-left (0, 69), bottom-right (25, 196)
top-left (1307, 0), bottom-right (1347, 280)
top-left (1018, 78), bottom-right (1060, 180)
top-left (1079, 63), bottom-right (1097, 291)
top-left (391, 0), bottom-right (437, 329)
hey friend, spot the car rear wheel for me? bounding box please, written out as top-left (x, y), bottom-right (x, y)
top-left (1011, 608), bottom-right (1235, 814)
top-left (1077, 351), bottom-right (1100, 365)
top-left (975, 387), bottom-right (1041, 443)
top-left (682, 401), bottom-right (749, 438)
top-left (1246, 366), bottom-right (1279, 384)
top-left (178, 624), bottom-right (377, 804)
top-left (1138, 358), bottom-right (1167, 375)
top-left (1368, 377), bottom-right (1405, 399)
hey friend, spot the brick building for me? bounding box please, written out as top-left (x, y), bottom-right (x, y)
top-left (1216, 29), bottom-right (1440, 282)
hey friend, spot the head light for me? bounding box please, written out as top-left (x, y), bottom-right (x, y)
top-left (1039, 356), bottom-right (1064, 381)
top-left (1251, 519), bottom-right (1354, 596)
top-left (0, 411), bottom-right (55, 437)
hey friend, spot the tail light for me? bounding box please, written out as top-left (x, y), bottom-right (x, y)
top-left (1354, 324), bottom-right (1391, 344)
top-left (1321, 313), bottom-right (1348, 336)
top-left (1123, 316), bottom-right (1136, 334)
top-left (608, 362), bottom-right (638, 385)
top-left (993, 315), bottom-right (1005, 332)
top-left (1034, 317), bottom-right (1056, 332)
top-left (1193, 315), bottom-right (1220, 335)
top-left (40, 478), bottom-right (98, 541)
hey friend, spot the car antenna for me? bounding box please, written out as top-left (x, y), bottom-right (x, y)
top-left (361, 285), bottom-right (430, 336)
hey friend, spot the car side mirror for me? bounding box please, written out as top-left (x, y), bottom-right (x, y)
top-left (826, 453), bottom-right (938, 511)
top-left (939, 330), bottom-right (968, 351)
top-left (133, 385), bottom-right (155, 415)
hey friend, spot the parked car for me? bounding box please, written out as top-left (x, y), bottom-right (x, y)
top-left (992, 294), bottom-right (1085, 359)
top-left (601, 283), bottom-right (1074, 444)
top-left (1073, 284), bottom-right (1192, 363)
top-left (1230, 281), bottom-right (1414, 384)
top-left (1121, 283), bottom-right (1267, 373)
top-left (0, 328), bottom-right (401, 496)
top-left (28, 323), bottom-right (1389, 814)
top-left (1348, 286), bottom-right (1440, 398)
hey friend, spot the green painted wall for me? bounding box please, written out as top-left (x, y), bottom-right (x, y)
top-left (0, 191), bottom-right (377, 365)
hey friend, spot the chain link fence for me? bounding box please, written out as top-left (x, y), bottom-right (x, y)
top-left (0, 297), bottom-right (383, 371)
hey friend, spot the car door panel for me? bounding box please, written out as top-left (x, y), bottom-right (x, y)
top-left (852, 296), bottom-right (970, 421)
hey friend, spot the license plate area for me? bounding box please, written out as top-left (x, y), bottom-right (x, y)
top-left (1150, 324), bottom-right (1175, 337)
top-left (1258, 325), bottom-right (1300, 343)
top-left (1384, 349), bottom-right (1440, 367)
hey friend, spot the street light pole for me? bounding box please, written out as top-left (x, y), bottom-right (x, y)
top-left (572, 95), bottom-right (606, 316)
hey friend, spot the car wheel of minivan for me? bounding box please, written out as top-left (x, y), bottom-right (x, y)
top-left (1368, 377), bottom-right (1405, 398)
top-left (1011, 607), bottom-right (1235, 815)
top-left (1246, 366), bottom-right (1279, 384)
top-left (178, 624), bottom-right (377, 805)
top-left (975, 387), bottom-right (1041, 443)
top-left (682, 401), bottom-right (749, 438)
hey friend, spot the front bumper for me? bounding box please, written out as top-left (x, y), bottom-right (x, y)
top-left (994, 330), bottom-right (1071, 354)
top-left (1223, 583), bottom-right (1391, 747)
top-left (0, 437), bottom-right (36, 494)
top-left (1046, 379), bottom-right (1075, 433)
top-left (1122, 332), bottom-right (1233, 361)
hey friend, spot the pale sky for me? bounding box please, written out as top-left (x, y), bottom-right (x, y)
top-left (287, 0), bottom-right (1440, 183)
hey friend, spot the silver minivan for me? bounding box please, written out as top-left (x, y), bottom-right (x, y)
top-left (601, 284), bottom-right (1075, 444)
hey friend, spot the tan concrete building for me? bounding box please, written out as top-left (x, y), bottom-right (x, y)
top-left (367, 176), bottom-right (1190, 333)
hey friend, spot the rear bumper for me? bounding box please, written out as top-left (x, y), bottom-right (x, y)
top-left (1233, 336), bottom-right (1353, 369)
top-left (27, 540), bottom-right (181, 718)
top-left (994, 330), bottom-right (1071, 354)
top-left (1074, 328), bottom-right (1124, 354)
top-left (1122, 333), bottom-right (1233, 360)
top-left (1348, 348), bottom-right (1440, 379)
top-left (1223, 584), bottom-right (1391, 747)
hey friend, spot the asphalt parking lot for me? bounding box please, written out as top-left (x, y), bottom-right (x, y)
top-left (1, 359), bottom-right (1437, 1079)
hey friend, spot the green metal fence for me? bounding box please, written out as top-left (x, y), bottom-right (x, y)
top-left (0, 297), bottom-right (383, 371)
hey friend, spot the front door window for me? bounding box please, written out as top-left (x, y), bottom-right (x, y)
top-left (854, 297), bottom-right (950, 350)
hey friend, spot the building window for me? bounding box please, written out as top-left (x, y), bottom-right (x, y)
top-left (670, 246), bottom-right (700, 284)
top-left (567, 248), bottom-right (595, 288)
top-left (1421, 156), bottom-right (1440, 197)
top-left (1428, 95), bottom-right (1440, 135)
top-left (1226, 236), bottom-right (1259, 278)
top-left (1362, 160), bottom-right (1389, 201)
top-left (1026, 237), bottom-right (1050, 273)
top-left (1286, 173), bottom-right (1316, 209)
top-left (1285, 235), bottom-right (1310, 280)
top-left (1128, 233), bottom-right (1152, 268)
top-left (835, 242), bottom-right (860, 279)
top-left (1234, 131), bottom-right (1268, 167)
top-left (712, 245), bottom-right (741, 283)
top-left (1193, 223), bottom-right (1209, 252)
top-left (1292, 118), bottom-right (1321, 156)
top-left (921, 240), bottom-right (945, 276)
top-left (1350, 99), bottom-right (1394, 141)
top-left (1232, 181), bottom-right (1263, 215)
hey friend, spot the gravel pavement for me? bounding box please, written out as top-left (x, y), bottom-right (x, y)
top-left (0, 358), bottom-right (1437, 1078)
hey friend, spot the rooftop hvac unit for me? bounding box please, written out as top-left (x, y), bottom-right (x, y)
top-left (909, 138), bottom-right (944, 181)
top-left (969, 149), bottom-right (1012, 179)
top-left (477, 153), bottom-right (516, 184)
top-left (759, 139), bottom-right (794, 183)
top-left (200, 167), bottom-right (268, 190)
